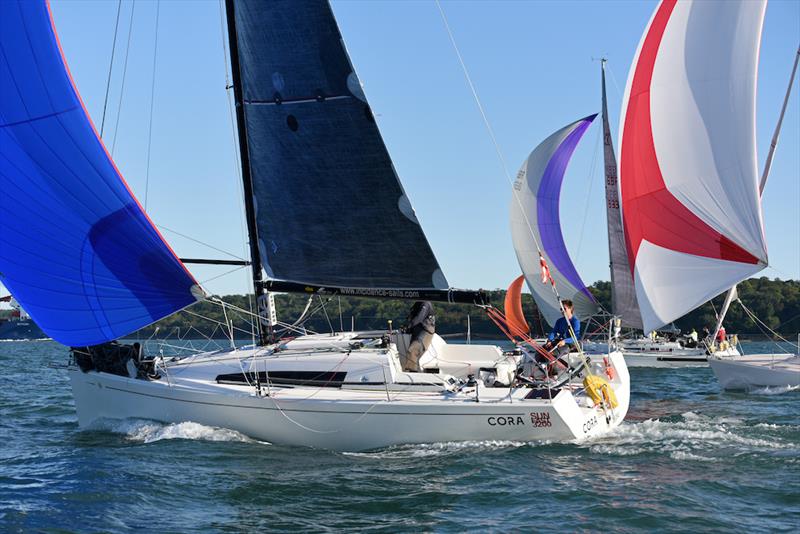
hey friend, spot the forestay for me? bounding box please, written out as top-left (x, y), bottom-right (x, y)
top-left (510, 115), bottom-right (600, 327)
top-left (228, 0), bottom-right (446, 290)
top-left (619, 0), bottom-right (768, 333)
top-left (0, 0), bottom-right (202, 346)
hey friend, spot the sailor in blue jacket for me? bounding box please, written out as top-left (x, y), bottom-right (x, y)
top-left (544, 299), bottom-right (580, 356)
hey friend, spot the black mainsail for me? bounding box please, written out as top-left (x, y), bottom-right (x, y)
top-left (225, 0), bottom-right (448, 294)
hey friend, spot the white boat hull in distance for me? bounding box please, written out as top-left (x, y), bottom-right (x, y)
top-left (709, 354), bottom-right (800, 390)
top-left (621, 339), bottom-right (739, 368)
top-left (68, 337), bottom-right (630, 451)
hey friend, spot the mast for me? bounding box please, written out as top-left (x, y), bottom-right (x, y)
top-left (600, 58), bottom-right (641, 329)
top-left (759, 46), bottom-right (800, 193)
top-left (223, 0), bottom-right (271, 345)
top-left (712, 45), bottom-right (799, 341)
top-left (601, 59), bottom-right (617, 317)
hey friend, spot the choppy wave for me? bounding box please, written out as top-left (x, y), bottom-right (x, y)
top-left (345, 439), bottom-right (539, 459)
top-left (750, 384), bottom-right (800, 396)
top-left (588, 411), bottom-right (796, 461)
top-left (91, 418), bottom-right (265, 444)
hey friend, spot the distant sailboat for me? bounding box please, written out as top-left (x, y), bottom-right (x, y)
top-left (510, 114), bottom-right (601, 327)
top-left (0, 0), bottom-right (629, 450)
top-left (618, 0), bottom-right (798, 387)
top-left (599, 58), bottom-right (738, 367)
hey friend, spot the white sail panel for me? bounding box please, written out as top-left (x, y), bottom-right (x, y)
top-left (619, 0), bottom-right (768, 333)
top-left (510, 117), bottom-right (600, 327)
top-left (651, 0), bottom-right (767, 257)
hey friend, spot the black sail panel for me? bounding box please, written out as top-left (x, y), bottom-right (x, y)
top-left (231, 0), bottom-right (447, 289)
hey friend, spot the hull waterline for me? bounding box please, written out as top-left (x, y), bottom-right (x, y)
top-left (68, 344), bottom-right (630, 452)
top-left (709, 354), bottom-right (800, 390)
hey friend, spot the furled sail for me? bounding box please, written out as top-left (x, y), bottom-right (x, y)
top-left (510, 115), bottom-right (601, 327)
top-left (619, 0), bottom-right (768, 333)
top-left (601, 61), bottom-right (641, 329)
top-left (227, 0), bottom-right (446, 290)
top-left (0, 0), bottom-right (202, 346)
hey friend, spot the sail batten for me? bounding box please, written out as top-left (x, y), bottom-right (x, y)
top-left (229, 0), bottom-right (446, 290)
top-left (619, 0), bottom-right (768, 332)
top-left (510, 115), bottom-right (600, 327)
top-left (0, 0), bottom-right (201, 347)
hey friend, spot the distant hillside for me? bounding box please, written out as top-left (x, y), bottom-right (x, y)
top-left (135, 277), bottom-right (799, 340)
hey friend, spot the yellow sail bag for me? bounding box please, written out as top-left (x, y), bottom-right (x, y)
top-left (583, 374), bottom-right (618, 409)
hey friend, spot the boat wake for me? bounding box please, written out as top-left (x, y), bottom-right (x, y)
top-left (345, 439), bottom-right (538, 459)
top-left (749, 384), bottom-right (800, 396)
top-left (587, 411), bottom-right (796, 461)
top-left (91, 418), bottom-right (267, 445)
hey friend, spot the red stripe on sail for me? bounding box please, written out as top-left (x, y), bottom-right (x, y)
top-left (620, 0), bottom-right (759, 274)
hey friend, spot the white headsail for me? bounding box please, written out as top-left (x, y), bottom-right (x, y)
top-left (618, 0), bottom-right (769, 333)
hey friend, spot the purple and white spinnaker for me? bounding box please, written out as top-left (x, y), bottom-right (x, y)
top-left (510, 115), bottom-right (600, 327)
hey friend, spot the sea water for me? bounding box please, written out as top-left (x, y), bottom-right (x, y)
top-left (1, 340), bottom-right (798, 532)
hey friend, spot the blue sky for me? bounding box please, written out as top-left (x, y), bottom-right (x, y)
top-left (9, 0), bottom-right (799, 299)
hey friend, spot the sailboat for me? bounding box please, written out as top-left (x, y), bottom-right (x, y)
top-left (617, 0), bottom-right (799, 388)
top-left (599, 56), bottom-right (739, 368)
top-left (0, 0), bottom-right (629, 451)
top-left (505, 56), bottom-right (736, 368)
top-left (707, 43), bottom-right (800, 390)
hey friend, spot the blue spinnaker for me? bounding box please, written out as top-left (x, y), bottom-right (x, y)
top-left (0, 0), bottom-right (201, 346)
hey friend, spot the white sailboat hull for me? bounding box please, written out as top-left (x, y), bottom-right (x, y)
top-left (67, 337), bottom-right (630, 451)
top-left (708, 354), bottom-right (800, 390)
top-left (621, 340), bottom-right (739, 368)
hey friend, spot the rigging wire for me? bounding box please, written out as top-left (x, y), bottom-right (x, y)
top-left (110, 0), bottom-right (136, 156)
top-left (217, 0), bottom-right (256, 326)
top-left (199, 265), bottom-right (248, 286)
top-left (156, 224), bottom-right (246, 260)
top-left (737, 299), bottom-right (799, 352)
top-left (434, 0), bottom-right (543, 254)
top-left (143, 0), bottom-right (161, 209)
top-left (435, 1), bottom-right (591, 371)
top-left (605, 62), bottom-right (624, 99)
top-left (99, 0), bottom-right (123, 139)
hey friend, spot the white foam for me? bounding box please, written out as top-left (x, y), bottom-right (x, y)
top-left (750, 384), bottom-right (800, 396)
top-left (587, 411), bottom-right (795, 460)
top-left (94, 419), bottom-right (265, 445)
top-left (345, 439), bottom-right (539, 459)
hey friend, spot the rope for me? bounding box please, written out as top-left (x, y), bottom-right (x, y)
top-left (434, 0), bottom-right (543, 255)
top-left (100, 0), bottom-right (123, 139)
top-left (110, 0), bottom-right (136, 156)
top-left (143, 0), bottom-right (161, 209)
top-left (436, 1), bottom-right (590, 370)
top-left (737, 299), bottom-right (798, 352)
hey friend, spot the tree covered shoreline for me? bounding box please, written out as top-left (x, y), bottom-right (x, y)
top-left (101, 276), bottom-right (800, 340)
